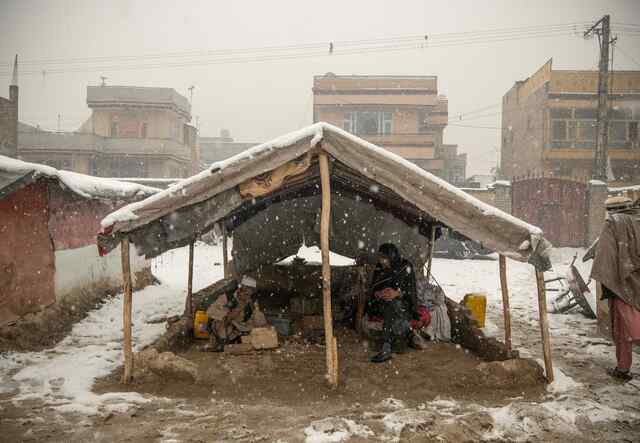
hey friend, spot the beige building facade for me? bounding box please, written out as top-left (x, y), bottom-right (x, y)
top-left (18, 85), bottom-right (198, 178)
top-left (501, 59), bottom-right (640, 186)
top-left (312, 74), bottom-right (466, 185)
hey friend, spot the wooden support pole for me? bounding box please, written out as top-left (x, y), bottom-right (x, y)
top-left (498, 255), bottom-right (512, 353)
top-left (535, 269), bottom-right (554, 383)
top-left (319, 151), bottom-right (338, 387)
top-left (185, 240), bottom-right (195, 321)
top-left (426, 226), bottom-right (436, 281)
top-left (222, 224), bottom-right (230, 278)
top-left (120, 239), bottom-right (133, 384)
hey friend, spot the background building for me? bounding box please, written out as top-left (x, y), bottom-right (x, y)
top-left (0, 57), bottom-right (18, 158)
top-left (312, 73), bottom-right (466, 185)
top-left (18, 85), bottom-right (198, 178)
top-left (501, 59), bottom-right (640, 186)
top-left (198, 129), bottom-right (260, 167)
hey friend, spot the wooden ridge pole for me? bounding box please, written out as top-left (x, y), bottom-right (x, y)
top-left (319, 151), bottom-right (338, 387)
top-left (186, 240), bottom-right (195, 321)
top-left (120, 239), bottom-right (133, 384)
top-left (222, 224), bottom-right (230, 278)
top-left (499, 255), bottom-right (512, 353)
top-left (426, 226), bottom-right (436, 281)
top-left (535, 269), bottom-right (554, 383)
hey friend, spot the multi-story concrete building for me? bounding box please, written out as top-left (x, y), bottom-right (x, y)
top-left (501, 59), bottom-right (640, 186)
top-left (18, 85), bottom-right (198, 178)
top-left (312, 73), bottom-right (466, 185)
top-left (0, 56), bottom-right (18, 158)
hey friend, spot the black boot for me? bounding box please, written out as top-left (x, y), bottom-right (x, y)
top-left (371, 342), bottom-right (392, 363)
top-left (212, 337), bottom-right (226, 352)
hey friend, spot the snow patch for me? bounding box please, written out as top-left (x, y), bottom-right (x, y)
top-left (304, 417), bottom-right (373, 443)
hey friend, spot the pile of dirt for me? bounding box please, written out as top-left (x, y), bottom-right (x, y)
top-left (0, 269), bottom-right (157, 353)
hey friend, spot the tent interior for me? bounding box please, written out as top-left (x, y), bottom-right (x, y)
top-left (98, 123), bottom-right (553, 387)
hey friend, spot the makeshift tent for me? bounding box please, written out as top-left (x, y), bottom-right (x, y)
top-left (98, 122), bottom-right (554, 385)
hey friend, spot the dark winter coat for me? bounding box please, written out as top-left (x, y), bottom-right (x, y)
top-left (366, 244), bottom-right (419, 320)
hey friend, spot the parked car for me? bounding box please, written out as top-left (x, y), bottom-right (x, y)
top-left (434, 228), bottom-right (493, 259)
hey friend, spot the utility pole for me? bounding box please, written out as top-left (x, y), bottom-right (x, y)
top-left (584, 15), bottom-right (612, 181)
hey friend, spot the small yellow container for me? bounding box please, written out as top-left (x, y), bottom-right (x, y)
top-left (462, 293), bottom-right (487, 328)
top-left (193, 310), bottom-right (209, 339)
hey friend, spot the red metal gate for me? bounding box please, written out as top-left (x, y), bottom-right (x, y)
top-left (512, 177), bottom-right (588, 247)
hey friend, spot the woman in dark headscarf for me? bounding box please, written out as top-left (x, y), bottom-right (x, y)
top-left (366, 243), bottom-right (418, 363)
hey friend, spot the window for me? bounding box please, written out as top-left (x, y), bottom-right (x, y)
top-left (630, 122), bottom-right (638, 143)
top-left (382, 112), bottom-right (392, 135)
top-left (577, 120), bottom-right (596, 142)
top-left (140, 122), bottom-right (148, 138)
top-left (552, 120), bottom-right (567, 140)
top-left (110, 121), bottom-right (119, 137)
top-left (609, 121), bottom-right (627, 142)
top-left (342, 111), bottom-right (392, 135)
top-left (343, 112), bottom-right (356, 133)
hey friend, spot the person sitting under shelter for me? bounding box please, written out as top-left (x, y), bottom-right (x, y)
top-left (591, 196), bottom-right (640, 382)
top-left (366, 243), bottom-right (420, 363)
top-left (204, 275), bottom-right (265, 352)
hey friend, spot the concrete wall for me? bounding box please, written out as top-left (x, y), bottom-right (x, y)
top-left (501, 80), bottom-right (547, 179)
top-left (53, 243), bottom-right (147, 301)
top-left (90, 108), bottom-right (187, 142)
top-left (0, 87), bottom-right (18, 157)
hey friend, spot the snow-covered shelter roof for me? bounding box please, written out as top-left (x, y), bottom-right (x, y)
top-left (0, 155), bottom-right (160, 201)
top-left (98, 123), bottom-right (551, 270)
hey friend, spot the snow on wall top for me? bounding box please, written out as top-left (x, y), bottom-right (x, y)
top-left (0, 155), bottom-right (160, 201)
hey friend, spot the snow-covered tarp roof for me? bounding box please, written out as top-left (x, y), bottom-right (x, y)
top-left (0, 155), bottom-right (160, 201)
top-left (99, 123), bottom-right (552, 270)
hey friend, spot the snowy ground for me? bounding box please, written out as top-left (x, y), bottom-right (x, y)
top-left (1, 243), bottom-right (639, 441)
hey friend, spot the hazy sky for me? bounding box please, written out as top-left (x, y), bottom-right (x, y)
top-left (1, 0), bottom-right (639, 175)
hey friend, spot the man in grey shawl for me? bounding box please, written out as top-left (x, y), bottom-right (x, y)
top-left (590, 196), bottom-right (640, 381)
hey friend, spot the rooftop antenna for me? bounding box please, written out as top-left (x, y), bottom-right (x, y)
top-left (188, 85), bottom-right (195, 104)
top-left (11, 54), bottom-right (18, 86)
top-left (100, 76), bottom-right (107, 86)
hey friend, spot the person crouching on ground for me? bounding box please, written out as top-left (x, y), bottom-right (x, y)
top-left (591, 196), bottom-right (640, 382)
top-left (366, 243), bottom-right (419, 363)
top-left (204, 275), bottom-right (261, 352)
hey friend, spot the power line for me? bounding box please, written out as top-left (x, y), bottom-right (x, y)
top-left (615, 44), bottom-right (640, 68)
top-left (0, 22), bottom-right (598, 77)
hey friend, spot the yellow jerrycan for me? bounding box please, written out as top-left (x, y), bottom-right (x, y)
top-left (462, 293), bottom-right (487, 328)
top-left (193, 310), bottom-right (209, 339)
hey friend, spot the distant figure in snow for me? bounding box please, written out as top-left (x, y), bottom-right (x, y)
top-left (366, 243), bottom-right (419, 363)
top-left (590, 196), bottom-right (640, 381)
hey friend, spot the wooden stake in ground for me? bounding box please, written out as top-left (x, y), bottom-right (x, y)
top-left (426, 226), bottom-right (436, 281)
top-left (120, 239), bottom-right (134, 384)
top-left (185, 240), bottom-right (195, 322)
top-left (535, 269), bottom-right (554, 383)
top-left (222, 224), bottom-right (230, 278)
top-left (499, 255), bottom-right (512, 353)
top-left (319, 151), bottom-right (338, 387)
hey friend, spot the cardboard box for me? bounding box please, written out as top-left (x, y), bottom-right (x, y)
top-left (250, 326), bottom-right (279, 350)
